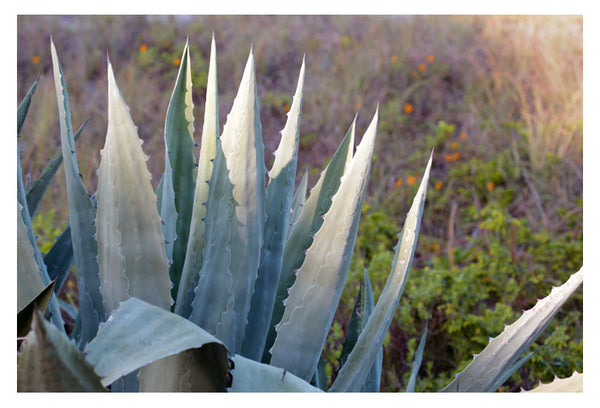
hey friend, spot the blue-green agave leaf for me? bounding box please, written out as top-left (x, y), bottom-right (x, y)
top-left (230, 354), bottom-right (322, 392)
top-left (17, 150), bottom-right (65, 333)
top-left (288, 168), bottom-right (308, 238)
top-left (176, 35), bottom-right (219, 318)
top-left (242, 57), bottom-right (305, 361)
top-left (489, 351), bottom-right (534, 392)
top-left (17, 202), bottom-right (45, 312)
top-left (43, 225), bottom-right (74, 294)
top-left (189, 48), bottom-right (266, 354)
top-left (17, 75), bottom-right (39, 137)
top-left (85, 297), bottom-right (230, 390)
top-left (329, 153), bottom-right (432, 392)
top-left (95, 58), bottom-right (173, 314)
top-left (51, 40), bottom-right (105, 346)
top-left (26, 120), bottom-right (87, 218)
top-left (362, 267), bottom-right (382, 392)
top-left (406, 321), bottom-right (428, 392)
top-left (263, 119), bottom-right (355, 363)
top-left (270, 110), bottom-right (378, 381)
top-left (441, 268), bottom-right (583, 392)
top-left (159, 40), bottom-right (196, 302)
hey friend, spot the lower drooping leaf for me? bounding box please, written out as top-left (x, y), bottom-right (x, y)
top-left (17, 311), bottom-right (106, 392)
top-left (85, 298), bottom-right (231, 388)
top-left (229, 354), bottom-right (322, 392)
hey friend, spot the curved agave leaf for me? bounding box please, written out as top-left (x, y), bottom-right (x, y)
top-left (17, 310), bottom-right (106, 392)
top-left (95, 59), bottom-right (172, 314)
top-left (51, 41), bottom-right (105, 346)
top-left (264, 119), bottom-right (355, 363)
top-left (270, 110), bottom-right (378, 381)
top-left (85, 298), bottom-right (231, 390)
top-left (242, 57), bottom-right (305, 361)
top-left (189, 48), bottom-right (266, 354)
top-left (230, 354), bottom-right (322, 392)
top-left (441, 268), bottom-right (583, 392)
top-left (176, 35), bottom-right (219, 318)
top-left (329, 153), bottom-right (432, 392)
top-left (158, 40), bottom-right (196, 301)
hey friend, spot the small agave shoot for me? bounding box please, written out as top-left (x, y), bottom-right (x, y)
top-left (16, 36), bottom-right (583, 392)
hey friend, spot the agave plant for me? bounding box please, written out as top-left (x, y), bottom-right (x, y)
top-left (16, 36), bottom-right (583, 392)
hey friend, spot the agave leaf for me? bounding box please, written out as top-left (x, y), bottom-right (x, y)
top-left (158, 40), bottom-right (196, 302)
top-left (264, 120), bottom-right (355, 363)
top-left (189, 48), bottom-right (266, 354)
top-left (96, 58), bottom-right (173, 314)
top-left (406, 321), bottom-right (428, 392)
top-left (441, 268), bottom-right (583, 392)
top-left (17, 151), bottom-right (65, 333)
top-left (362, 267), bottom-right (382, 392)
top-left (51, 41), bottom-right (106, 346)
top-left (84, 297), bottom-right (230, 389)
top-left (270, 110), bottom-right (378, 381)
top-left (176, 35), bottom-right (219, 318)
top-left (43, 225), bottom-right (74, 294)
top-left (17, 203), bottom-right (45, 312)
top-left (230, 354), bottom-right (322, 392)
top-left (488, 351), bottom-right (534, 392)
top-left (329, 153), bottom-right (432, 392)
top-left (288, 168), bottom-right (308, 237)
top-left (524, 372), bottom-right (582, 392)
top-left (17, 75), bottom-right (39, 137)
top-left (26, 120), bottom-right (87, 218)
top-left (338, 284), bottom-right (363, 372)
top-left (242, 57), bottom-right (305, 361)
top-left (17, 310), bottom-right (106, 392)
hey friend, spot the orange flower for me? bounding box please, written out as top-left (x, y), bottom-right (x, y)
top-left (32, 55), bottom-right (41, 64)
top-left (444, 154), bottom-right (452, 162)
top-left (487, 181), bottom-right (495, 191)
top-left (404, 103), bottom-right (413, 114)
top-left (407, 175), bottom-right (417, 186)
top-left (427, 54), bottom-right (435, 63)
top-left (452, 152), bottom-right (460, 161)
top-left (67, 279), bottom-right (75, 289)
top-left (139, 44), bottom-right (148, 53)
top-left (395, 178), bottom-right (403, 188)
top-left (435, 181), bottom-right (443, 190)
top-left (390, 55), bottom-right (398, 63)
top-left (459, 132), bottom-right (467, 140)
top-left (418, 63), bottom-right (426, 72)
top-left (173, 57), bottom-right (182, 66)
top-left (450, 141), bottom-right (458, 150)
top-left (283, 103), bottom-right (291, 113)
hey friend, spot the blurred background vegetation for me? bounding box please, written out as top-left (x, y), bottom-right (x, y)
top-left (17, 15), bottom-right (582, 392)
